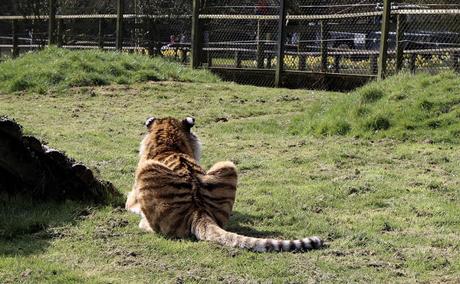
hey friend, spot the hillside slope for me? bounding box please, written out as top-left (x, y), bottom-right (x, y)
top-left (0, 48), bottom-right (219, 94)
top-left (290, 72), bottom-right (460, 143)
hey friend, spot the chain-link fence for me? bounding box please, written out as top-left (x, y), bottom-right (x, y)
top-left (1, 1), bottom-right (459, 90)
top-left (199, 1), bottom-right (281, 86)
top-left (389, 1), bottom-right (460, 75)
top-left (195, 0), bottom-right (460, 89)
top-left (0, 0), bottom-right (192, 64)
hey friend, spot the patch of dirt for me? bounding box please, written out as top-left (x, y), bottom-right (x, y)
top-left (277, 95), bottom-right (300, 102)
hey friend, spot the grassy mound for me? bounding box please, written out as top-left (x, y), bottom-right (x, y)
top-left (290, 72), bottom-right (460, 143)
top-left (0, 47), bottom-right (219, 94)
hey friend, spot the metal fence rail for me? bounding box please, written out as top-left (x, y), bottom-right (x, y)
top-left (0, 0), bottom-right (459, 90)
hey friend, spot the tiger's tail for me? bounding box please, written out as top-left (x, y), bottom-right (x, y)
top-left (191, 214), bottom-right (323, 252)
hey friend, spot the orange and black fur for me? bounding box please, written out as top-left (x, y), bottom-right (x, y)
top-left (125, 116), bottom-right (323, 252)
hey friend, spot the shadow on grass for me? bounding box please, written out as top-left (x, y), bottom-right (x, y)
top-left (226, 211), bottom-right (283, 239)
top-left (0, 193), bottom-right (94, 256)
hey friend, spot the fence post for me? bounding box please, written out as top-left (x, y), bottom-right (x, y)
top-left (409, 53), bottom-right (416, 73)
top-left (320, 20), bottom-right (328, 73)
top-left (98, 18), bottom-right (105, 49)
top-left (116, 0), bottom-right (124, 51)
top-left (57, 19), bottom-right (64, 47)
top-left (48, 0), bottom-right (57, 45)
top-left (452, 52), bottom-right (459, 73)
top-left (11, 20), bottom-right (19, 58)
top-left (234, 51), bottom-right (242, 68)
top-left (257, 27), bottom-right (265, 69)
top-left (298, 34), bottom-right (307, 71)
top-left (207, 53), bottom-right (213, 67)
top-left (191, 0), bottom-right (202, 69)
top-left (275, 0), bottom-right (287, 87)
top-left (334, 55), bottom-right (340, 73)
top-left (266, 33), bottom-right (272, 69)
top-left (395, 14), bottom-right (406, 72)
top-left (377, 0), bottom-right (391, 80)
top-left (370, 54), bottom-right (378, 74)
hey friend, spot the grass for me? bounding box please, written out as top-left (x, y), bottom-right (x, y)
top-left (0, 51), bottom-right (459, 282)
top-left (0, 47), bottom-right (219, 94)
top-left (290, 71), bottom-right (460, 143)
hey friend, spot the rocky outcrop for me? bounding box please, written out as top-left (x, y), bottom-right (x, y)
top-left (0, 116), bottom-right (120, 203)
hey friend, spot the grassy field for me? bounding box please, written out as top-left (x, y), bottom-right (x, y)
top-left (0, 50), bottom-right (459, 283)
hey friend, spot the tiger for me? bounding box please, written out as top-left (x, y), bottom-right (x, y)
top-left (125, 116), bottom-right (323, 252)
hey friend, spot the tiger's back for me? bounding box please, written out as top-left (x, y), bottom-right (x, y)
top-left (128, 117), bottom-right (237, 238)
top-left (126, 116), bottom-right (322, 252)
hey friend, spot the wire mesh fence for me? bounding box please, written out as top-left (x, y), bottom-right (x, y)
top-left (0, 0), bottom-right (459, 89)
top-left (389, 1), bottom-right (460, 75)
top-left (197, 0), bottom-right (460, 88)
top-left (0, 0), bottom-right (192, 63)
top-left (200, 1), bottom-right (281, 86)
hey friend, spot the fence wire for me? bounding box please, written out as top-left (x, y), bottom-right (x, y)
top-left (0, 0), bottom-right (459, 89)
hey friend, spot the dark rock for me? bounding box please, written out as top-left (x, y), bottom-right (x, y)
top-left (0, 117), bottom-right (121, 203)
top-left (23, 136), bottom-right (45, 154)
top-left (0, 116), bottom-right (23, 139)
top-left (72, 164), bottom-right (95, 185)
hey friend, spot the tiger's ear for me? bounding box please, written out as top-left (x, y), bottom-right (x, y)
top-left (145, 117), bottom-right (155, 129)
top-left (182, 116), bottom-right (195, 129)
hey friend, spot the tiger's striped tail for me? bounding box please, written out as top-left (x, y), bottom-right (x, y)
top-left (191, 214), bottom-right (323, 252)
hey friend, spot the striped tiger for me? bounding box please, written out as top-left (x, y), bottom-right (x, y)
top-left (125, 116), bottom-right (323, 252)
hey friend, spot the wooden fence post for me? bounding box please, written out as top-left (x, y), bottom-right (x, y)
top-left (191, 0), bottom-right (202, 69)
top-left (395, 14), bottom-right (405, 72)
top-left (257, 33), bottom-right (265, 69)
top-left (98, 18), bottom-right (105, 49)
top-left (334, 55), bottom-right (340, 73)
top-left (409, 53), bottom-right (416, 74)
top-left (57, 19), bottom-right (64, 47)
top-left (452, 52), bottom-right (459, 73)
top-left (298, 34), bottom-right (307, 71)
top-left (207, 52), bottom-right (213, 67)
top-left (377, 0), bottom-right (391, 80)
top-left (116, 0), bottom-right (124, 51)
top-left (370, 54), bottom-right (378, 75)
top-left (266, 33), bottom-right (272, 69)
top-left (48, 0), bottom-right (57, 45)
top-left (11, 20), bottom-right (19, 58)
top-left (320, 20), bottom-right (328, 73)
top-left (234, 51), bottom-right (242, 68)
top-left (275, 0), bottom-right (287, 87)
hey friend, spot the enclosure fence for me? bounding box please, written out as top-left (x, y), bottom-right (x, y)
top-left (0, 0), bottom-right (459, 90)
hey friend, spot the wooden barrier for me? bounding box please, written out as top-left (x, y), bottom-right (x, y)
top-left (116, 0), bottom-right (124, 51)
top-left (191, 0), bottom-right (201, 68)
top-left (452, 52), bottom-right (460, 73)
top-left (274, 0), bottom-right (287, 87)
top-left (11, 20), bottom-right (19, 58)
top-left (320, 20), bottom-right (329, 73)
top-left (378, 0), bottom-right (391, 80)
top-left (395, 14), bottom-right (406, 72)
top-left (48, 0), bottom-right (57, 45)
top-left (98, 18), bottom-right (105, 49)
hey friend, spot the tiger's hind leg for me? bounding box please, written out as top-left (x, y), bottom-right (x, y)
top-left (200, 161), bottom-right (238, 227)
top-left (125, 184), bottom-right (142, 215)
top-left (139, 216), bottom-right (153, 232)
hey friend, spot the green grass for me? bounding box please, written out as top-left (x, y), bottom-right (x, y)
top-left (0, 47), bottom-right (219, 94)
top-left (290, 71), bottom-right (460, 143)
top-left (0, 51), bottom-right (459, 282)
